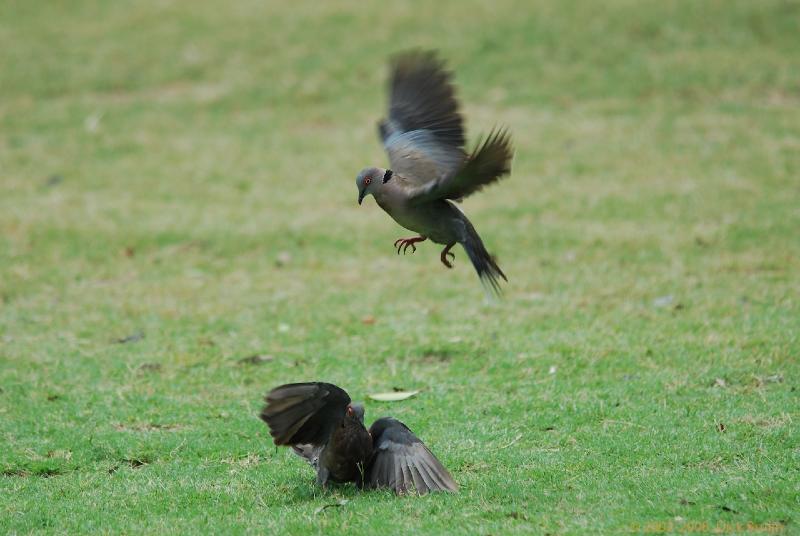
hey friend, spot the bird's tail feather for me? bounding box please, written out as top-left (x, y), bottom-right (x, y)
top-left (461, 227), bottom-right (507, 295)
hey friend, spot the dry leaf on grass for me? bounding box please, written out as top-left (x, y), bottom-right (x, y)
top-left (368, 390), bottom-right (419, 402)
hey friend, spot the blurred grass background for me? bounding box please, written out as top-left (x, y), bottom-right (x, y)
top-left (1, 0), bottom-right (798, 534)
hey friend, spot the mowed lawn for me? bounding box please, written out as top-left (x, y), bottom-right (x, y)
top-left (1, 1), bottom-right (798, 534)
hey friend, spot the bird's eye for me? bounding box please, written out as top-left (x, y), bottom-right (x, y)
top-left (346, 406), bottom-right (354, 416)
top-left (364, 176), bottom-right (372, 185)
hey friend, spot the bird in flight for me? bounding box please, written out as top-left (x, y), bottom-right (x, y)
top-left (260, 382), bottom-right (458, 495)
top-left (356, 50), bottom-right (514, 294)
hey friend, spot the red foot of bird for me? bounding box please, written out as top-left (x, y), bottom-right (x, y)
top-left (440, 243), bottom-right (456, 268)
top-left (394, 236), bottom-right (427, 255)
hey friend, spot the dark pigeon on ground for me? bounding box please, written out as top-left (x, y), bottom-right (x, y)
top-left (260, 381), bottom-right (458, 495)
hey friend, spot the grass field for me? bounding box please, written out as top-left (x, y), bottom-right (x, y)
top-left (1, 0), bottom-right (799, 534)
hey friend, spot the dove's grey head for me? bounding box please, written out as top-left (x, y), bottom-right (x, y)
top-left (356, 167), bottom-right (392, 205)
top-left (346, 403), bottom-right (366, 424)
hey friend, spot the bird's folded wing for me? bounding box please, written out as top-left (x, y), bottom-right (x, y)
top-left (407, 128), bottom-right (513, 204)
top-left (379, 50), bottom-right (466, 185)
top-left (291, 444), bottom-right (323, 471)
top-left (367, 418), bottom-right (458, 495)
top-left (260, 382), bottom-right (350, 446)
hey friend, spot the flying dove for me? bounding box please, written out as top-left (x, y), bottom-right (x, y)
top-left (356, 50), bottom-right (513, 293)
top-left (260, 382), bottom-right (458, 495)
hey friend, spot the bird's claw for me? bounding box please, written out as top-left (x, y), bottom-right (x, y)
top-left (440, 246), bottom-right (455, 269)
top-left (393, 237), bottom-right (425, 255)
top-left (394, 239), bottom-right (416, 255)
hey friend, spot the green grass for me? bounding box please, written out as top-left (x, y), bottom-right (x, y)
top-left (1, 0), bottom-right (799, 533)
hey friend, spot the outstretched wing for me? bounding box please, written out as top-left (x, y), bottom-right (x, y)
top-left (407, 128), bottom-right (513, 204)
top-left (367, 417), bottom-right (458, 495)
top-left (260, 382), bottom-right (350, 446)
top-left (379, 50), bottom-right (466, 185)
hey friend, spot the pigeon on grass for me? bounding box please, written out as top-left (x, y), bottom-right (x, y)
top-left (356, 50), bottom-right (513, 294)
top-left (260, 382), bottom-right (458, 495)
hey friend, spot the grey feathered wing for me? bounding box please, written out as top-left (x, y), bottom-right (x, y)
top-left (379, 51), bottom-right (513, 202)
top-left (367, 417), bottom-right (458, 495)
top-left (408, 128), bottom-right (514, 204)
top-left (379, 50), bottom-right (466, 185)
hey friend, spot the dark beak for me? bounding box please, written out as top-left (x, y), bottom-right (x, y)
top-left (358, 190), bottom-right (366, 205)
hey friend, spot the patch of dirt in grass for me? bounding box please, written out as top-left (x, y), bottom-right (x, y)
top-left (2, 469), bottom-right (30, 477)
top-left (2, 467), bottom-right (64, 478)
top-left (113, 422), bottom-right (184, 432)
top-left (109, 457), bottom-right (151, 474)
top-left (733, 413), bottom-right (792, 429)
top-left (221, 453), bottom-right (262, 467)
top-left (115, 331), bottom-right (145, 344)
top-left (137, 363), bottom-right (162, 374)
top-left (236, 354), bottom-right (274, 365)
top-left (414, 348), bottom-right (456, 364)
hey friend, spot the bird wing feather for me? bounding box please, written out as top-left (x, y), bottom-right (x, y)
top-left (260, 382), bottom-right (351, 446)
top-left (367, 418), bottom-right (458, 495)
top-left (379, 50), bottom-right (466, 185)
top-left (407, 128), bottom-right (513, 204)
